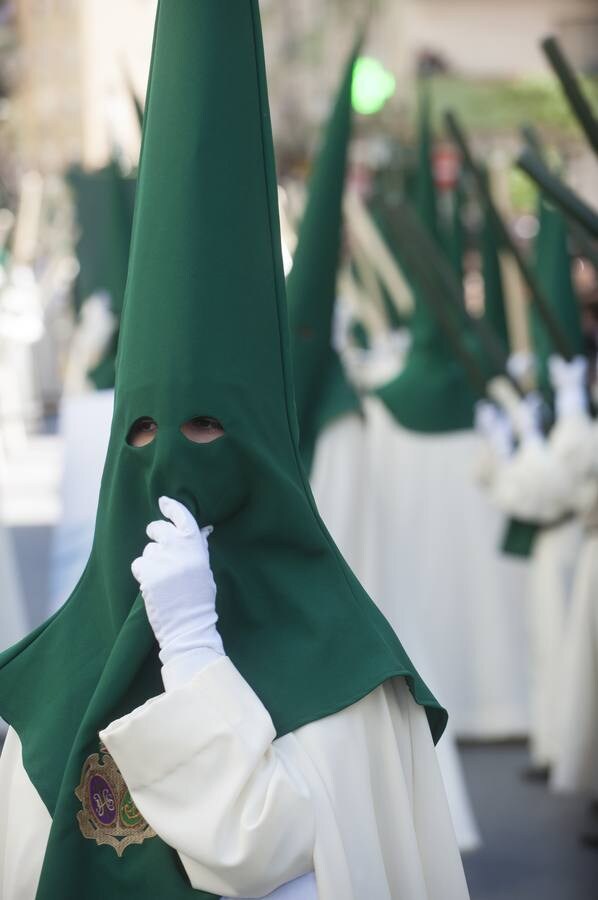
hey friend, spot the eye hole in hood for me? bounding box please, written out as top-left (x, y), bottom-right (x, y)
top-left (181, 416), bottom-right (224, 444)
top-left (127, 416), bottom-right (158, 447)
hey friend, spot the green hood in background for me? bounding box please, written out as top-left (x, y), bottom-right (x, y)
top-left (0, 3), bottom-right (444, 897)
top-left (480, 182), bottom-right (510, 356)
top-left (68, 161), bottom-right (136, 389)
top-left (376, 83), bottom-right (477, 433)
top-left (287, 42), bottom-right (361, 474)
top-left (530, 197), bottom-right (583, 397)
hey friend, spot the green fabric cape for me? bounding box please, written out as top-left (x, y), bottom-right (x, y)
top-left (375, 85), bottom-right (476, 433)
top-left (501, 517), bottom-right (540, 558)
top-left (287, 44), bottom-right (361, 473)
top-left (0, 3), bottom-right (445, 897)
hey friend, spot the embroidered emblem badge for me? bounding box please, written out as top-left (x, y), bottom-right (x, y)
top-left (75, 744), bottom-right (156, 856)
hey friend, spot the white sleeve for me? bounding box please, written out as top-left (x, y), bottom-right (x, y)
top-left (100, 657), bottom-right (315, 899)
top-left (0, 728), bottom-right (52, 900)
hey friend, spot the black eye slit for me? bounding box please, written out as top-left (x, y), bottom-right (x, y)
top-left (190, 416), bottom-right (222, 429)
top-left (127, 416), bottom-right (158, 447)
top-left (180, 415), bottom-right (225, 444)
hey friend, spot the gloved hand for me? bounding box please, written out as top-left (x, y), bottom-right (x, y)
top-left (507, 351), bottom-right (536, 385)
top-left (475, 401), bottom-right (513, 459)
top-left (132, 496), bottom-right (224, 691)
top-left (509, 391), bottom-right (544, 444)
top-left (549, 355), bottom-right (588, 420)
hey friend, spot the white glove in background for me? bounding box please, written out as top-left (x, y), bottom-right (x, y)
top-left (490, 430), bottom-right (573, 524)
top-left (132, 496), bottom-right (224, 692)
top-left (548, 356), bottom-right (598, 504)
top-left (475, 401), bottom-right (513, 459)
top-left (549, 355), bottom-right (589, 421)
top-left (506, 351), bottom-right (536, 386)
top-left (511, 392), bottom-right (544, 445)
top-left (473, 401), bottom-right (514, 488)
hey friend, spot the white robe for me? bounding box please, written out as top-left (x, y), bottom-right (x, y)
top-left (526, 520), bottom-right (581, 768)
top-left (0, 522), bottom-right (27, 654)
top-left (360, 397), bottom-right (530, 739)
top-left (552, 532), bottom-right (598, 795)
top-left (0, 521), bottom-right (27, 737)
top-left (310, 413), bottom-right (480, 852)
top-left (0, 657), bottom-right (469, 900)
top-left (490, 415), bottom-right (596, 774)
top-left (48, 389), bottom-right (114, 615)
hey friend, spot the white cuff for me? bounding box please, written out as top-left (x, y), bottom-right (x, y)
top-left (161, 646), bottom-right (225, 692)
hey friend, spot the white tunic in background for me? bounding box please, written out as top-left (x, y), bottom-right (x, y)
top-left (310, 412), bottom-right (480, 852)
top-left (0, 522), bottom-right (27, 652)
top-left (489, 414), bottom-right (596, 777)
top-left (552, 489), bottom-right (598, 797)
top-left (360, 397), bottom-right (530, 740)
top-left (48, 389), bottom-right (114, 616)
top-left (526, 520), bottom-right (581, 768)
top-left (0, 657), bottom-right (470, 900)
top-left (0, 521), bottom-right (27, 737)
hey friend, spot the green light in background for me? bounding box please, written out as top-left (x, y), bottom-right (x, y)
top-left (352, 57), bottom-right (396, 115)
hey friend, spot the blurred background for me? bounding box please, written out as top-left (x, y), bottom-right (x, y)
top-left (0, 2), bottom-right (597, 898)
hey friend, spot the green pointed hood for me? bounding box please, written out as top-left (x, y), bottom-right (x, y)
top-left (0, 4), bottom-right (443, 896)
top-left (446, 175), bottom-right (466, 284)
top-left (68, 161), bottom-right (136, 388)
top-left (480, 185), bottom-right (510, 354)
top-left (375, 87), bottom-right (476, 433)
top-left (287, 43), bottom-right (361, 473)
top-left (531, 198), bottom-right (583, 394)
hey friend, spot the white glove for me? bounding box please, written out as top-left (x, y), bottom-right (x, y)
top-left (511, 392), bottom-right (544, 445)
top-left (507, 351), bottom-right (536, 385)
top-left (132, 496), bottom-right (224, 692)
top-left (491, 441), bottom-right (572, 523)
top-left (475, 401), bottom-right (513, 459)
top-left (549, 355), bottom-right (589, 421)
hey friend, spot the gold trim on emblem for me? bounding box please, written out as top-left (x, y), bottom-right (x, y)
top-left (75, 743), bottom-right (156, 856)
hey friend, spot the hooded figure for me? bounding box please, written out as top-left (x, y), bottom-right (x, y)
top-left (0, 4), bottom-right (469, 900)
top-left (489, 193), bottom-right (588, 776)
top-left (49, 163), bottom-right (135, 614)
top-left (490, 195), bottom-right (589, 778)
top-left (287, 44), bottom-right (366, 574)
top-left (360, 85), bottom-right (529, 743)
top-left (289, 46), bottom-right (478, 854)
top-left (525, 199), bottom-right (585, 775)
top-left (477, 184), bottom-right (540, 560)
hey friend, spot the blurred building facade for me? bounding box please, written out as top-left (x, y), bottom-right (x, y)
top-left (398, 0), bottom-right (598, 77)
top-left (13, 0), bottom-right (155, 173)
top-left (8, 0), bottom-right (598, 173)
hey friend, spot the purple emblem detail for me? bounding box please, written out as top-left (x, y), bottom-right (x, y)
top-left (89, 774), bottom-right (117, 826)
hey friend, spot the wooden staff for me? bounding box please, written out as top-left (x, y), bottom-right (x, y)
top-left (519, 125), bottom-right (598, 268)
top-left (517, 148), bottom-right (598, 241)
top-left (344, 191), bottom-right (413, 317)
top-left (542, 36), bottom-right (598, 158)
top-left (445, 111), bottom-right (573, 360)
